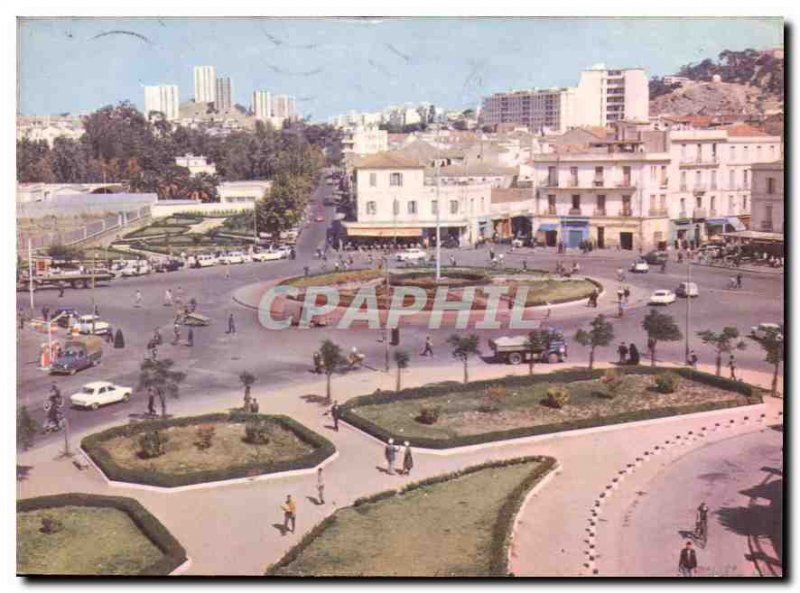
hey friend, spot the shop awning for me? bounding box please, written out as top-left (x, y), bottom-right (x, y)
top-left (726, 217), bottom-right (746, 231)
top-left (345, 227), bottom-right (423, 238)
top-left (537, 223), bottom-right (559, 232)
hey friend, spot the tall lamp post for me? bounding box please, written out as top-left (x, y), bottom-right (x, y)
top-left (684, 247), bottom-right (692, 362)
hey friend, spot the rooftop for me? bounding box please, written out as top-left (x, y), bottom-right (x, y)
top-left (354, 152), bottom-right (424, 169)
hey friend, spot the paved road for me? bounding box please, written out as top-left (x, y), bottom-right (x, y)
top-left (599, 425), bottom-right (783, 577)
top-left (17, 176), bottom-right (784, 446)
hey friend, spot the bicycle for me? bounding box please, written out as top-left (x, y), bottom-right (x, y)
top-left (694, 516), bottom-right (708, 546)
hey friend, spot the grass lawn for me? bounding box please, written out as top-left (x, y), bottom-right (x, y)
top-left (125, 224), bottom-right (190, 238)
top-left (282, 269), bottom-right (384, 289)
top-left (17, 506), bottom-right (164, 575)
top-left (270, 459), bottom-right (548, 577)
top-left (347, 374), bottom-right (752, 443)
top-left (100, 420), bottom-right (315, 475)
top-left (513, 279), bottom-right (596, 306)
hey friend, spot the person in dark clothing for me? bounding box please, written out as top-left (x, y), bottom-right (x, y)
top-left (421, 336), bottom-right (433, 357)
top-left (250, 398), bottom-right (260, 413)
top-left (147, 389), bottom-right (157, 416)
top-left (678, 541), bottom-right (698, 576)
top-left (186, 327), bottom-right (194, 347)
top-left (227, 313), bottom-right (236, 335)
top-left (628, 343), bottom-right (640, 365)
top-left (617, 342), bottom-right (628, 364)
top-left (58, 282), bottom-right (65, 298)
top-left (329, 401), bottom-right (340, 431)
top-left (729, 354), bottom-right (737, 380)
top-left (736, 273), bottom-right (742, 289)
top-left (688, 350), bottom-right (698, 368)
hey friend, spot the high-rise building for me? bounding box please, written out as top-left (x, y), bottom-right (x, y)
top-left (481, 88), bottom-right (575, 133)
top-left (193, 65), bottom-right (216, 104)
top-left (215, 77), bottom-right (232, 111)
top-left (252, 90), bottom-right (272, 121)
top-left (271, 95), bottom-right (290, 119)
top-left (144, 84), bottom-right (180, 121)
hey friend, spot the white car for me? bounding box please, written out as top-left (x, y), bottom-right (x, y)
top-left (220, 251), bottom-right (246, 265)
top-left (120, 262), bottom-right (151, 277)
top-left (676, 282), bottom-right (699, 298)
top-left (70, 381), bottom-right (132, 410)
top-left (751, 323), bottom-right (783, 341)
top-left (196, 254), bottom-right (218, 268)
top-left (252, 250), bottom-right (283, 262)
top-left (273, 245), bottom-right (292, 259)
top-left (396, 248), bottom-right (428, 262)
top-left (648, 289), bottom-right (676, 306)
top-left (72, 314), bottom-right (112, 335)
top-left (630, 260), bottom-right (650, 273)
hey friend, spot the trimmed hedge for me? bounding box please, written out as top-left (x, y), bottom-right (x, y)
top-left (339, 367), bottom-right (761, 449)
top-left (265, 456), bottom-right (556, 576)
top-left (17, 493), bottom-right (186, 576)
top-left (81, 413), bottom-right (336, 488)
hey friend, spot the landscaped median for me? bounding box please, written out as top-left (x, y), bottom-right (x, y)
top-left (17, 493), bottom-right (186, 575)
top-left (81, 412), bottom-right (335, 488)
top-left (339, 367), bottom-right (763, 449)
top-left (266, 456), bottom-right (556, 577)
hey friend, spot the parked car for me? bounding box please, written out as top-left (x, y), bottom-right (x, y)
top-left (648, 289), bottom-right (676, 306)
top-left (154, 259), bottom-right (183, 273)
top-left (676, 282), bottom-right (699, 298)
top-left (252, 250), bottom-right (283, 262)
top-left (53, 307), bottom-right (80, 328)
top-left (220, 251), bottom-right (246, 265)
top-left (750, 322), bottom-right (783, 341)
top-left (315, 215), bottom-right (325, 223)
top-left (396, 248), bottom-right (428, 262)
top-left (49, 336), bottom-right (103, 375)
top-left (196, 254), bottom-right (218, 268)
top-left (488, 328), bottom-right (568, 365)
top-left (120, 261), bottom-right (151, 277)
top-left (72, 314), bottom-right (112, 335)
top-left (70, 381), bottom-right (132, 410)
top-left (630, 260), bottom-right (650, 273)
top-left (643, 250), bottom-right (669, 265)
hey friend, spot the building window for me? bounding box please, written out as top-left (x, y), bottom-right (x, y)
top-left (621, 195), bottom-right (632, 216)
top-left (390, 172), bottom-right (403, 187)
top-left (710, 170), bottom-right (717, 190)
top-left (680, 171), bottom-right (687, 191)
top-left (743, 146), bottom-right (749, 161)
top-left (767, 177), bottom-right (776, 194)
top-left (649, 194), bottom-right (656, 211)
top-left (696, 196), bottom-right (702, 209)
top-left (729, 169), bottom-right (735, 190)
top-left (547, 166), bottom-right (557, 186)
top-left (569, 167), bottom-right (578, 187)
top-left (743, 196), bottom-right (748, 211)
top-left (369, 172), bottom-right (377, 187)
top-left (547, 194), bottom-right (556, 215)
top-left (681, 144), bottom-right (687, 161)
top-left (696, 143), bottom-right (702, 162)
top-left (728, 195), bottom-right (734, 214)
top-left (730, 145), bottom-right (735, 161)
top-left (710, 196), bottom-right (716, 213)
top-left (622, 166), bottom-right (631, 185)
top-left (680, 197), bottom-right (686, 214)
top-left (596, 194), bottom-right (606, 214)
top-left (449, 200), bottom-right (459, 214)
top-left (694, 170), bottom-right (702, 189)
top-left (659, 194), bottom-right (666, 211)
top-left (366, 201), bottom-right (377, 215)
top-left (649, 166), bottom-right (657, 181)
top-left (431, 200), bottom-right (438, 215)
top-left (756, 146), bottom-right (762, 161)
top-left (743, 170), bottom-right (749, 187)
top-left (762, 205), bottom-right (773, 230)
top-left (770, 145), bottom-right (776, 159)
top-left (660, 165), bottom-right (667, 186)
top-left (407, 200), bottom-right (417, 215)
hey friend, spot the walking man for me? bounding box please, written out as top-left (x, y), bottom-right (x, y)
top-left (623, 286), bottom-right (631, 304)
top-left (617, 342), bottom-right (628, 365)
top-left (678, 541), bottom-right (698, 577)
top-left (58, 282), bottom-right (65, 298)
top-left (134, 290), bottom-right (142, 308)
top-left (421, 336), bottom-right (433, 357)
top-left (147, 388), bottom-right (157, 416)
top-left (164, 289), bottom-right (173, 307)
top-left (729, 354), bottom-right (737, 380)
top-left (736, 272), bottom-right (743, 289)
top-left (186, 327), bottom-right (194, 348)
top-left (384, 438), bottom-right (399, 474)
top-left (172, 322), bottom-right (180, 345)
top-left (227, 313), bottom-right (236, 335)
top-left (281, 495), bottom-right (297, 533)
top-left (688, 350), bottom-right (698, 368)
top-left (402, 441), bottom-right (414, 476)
top-left (329, 400), bottom-right (340, 431)
top-left (316, 467), bottom-right (325, 504)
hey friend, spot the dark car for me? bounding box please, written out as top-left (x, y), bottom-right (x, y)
top-left (643, 250), bottom-right (669, 265)
top-left (53, 307), bottom-right (80, 328)
top-left (155, 259), bottom-right (183, 273)
top-left (50, 336), bottom-right (103, 375)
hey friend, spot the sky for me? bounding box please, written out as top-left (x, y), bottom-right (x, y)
top-left (17, 17), bottom-right (784, 121)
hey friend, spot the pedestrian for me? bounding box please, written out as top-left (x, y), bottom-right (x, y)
top-left (617, 342), bottom-right (628, 365)
top-left (17, 310), bottom-right (24, 330)
top-left (592, 288), bottom-right (600, 308)
top-left (421, 335), bottom-right (433, 357)
top-left (678, 541), bottom-right (698, 577)
top-left (316, 467), bottom-right (325, 504)
top-left (688, 350), bottom-right (698, 368)
top-left (94, 303), bottom-right (100, 317)
top-left (617, 300), bottom-right (624, 318)
top-left (58, 282), bottom-right (65, 298)
top-left (134, 290), bottom-right (142, 308)
top-left (736, 272), bottom-right (742, 289)
top-left (189, 298), bottom-right (197, 314)
top-left (172, 322), bottom-right (180, 345)
top-left (729, 354), bottom-right (737, 380)
top-left (384, 438), bottom-right (398, 474)
top-left (545, 301), bottom-right (552, 319)
top-left (617, 287), bottom-right (624, 303)
top-left (449, 254), bottom-right (456, 266)
top-left (402, 441), bottom-right (414, 476)
top-left (329, 400), bottom-right (340, 431)
top-left (304, 266), bottom-right (310, 278)
top-left (164, 289), bottom-right (173, 307)
top-left (628, 343), bottom-right (640, 366)
top-left (186, 327), bottom-right (194, 347)
top-left (147, 388), bottom-right (157, 416)
top-left (623, 286), bottom-right (631, 304)
top-left (227, 313), bottom-right (236, 335)
top-left (225, 265), bottom-right (231, 280)
top-left (281, 495), bottom-right (296, 533)
top-left (41, 306), bottom-right (50, 321)
top-left (250, 398), bottom-right (260, 413)
top-left (522, 260), bottom-right (527, 271)
top-left (176, 286), bottom-right (185, 304)
top-left (489, 248), bottom-right (495, 262)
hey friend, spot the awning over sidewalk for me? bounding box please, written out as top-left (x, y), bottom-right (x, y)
top-left (706, 218), bottom-right (728, 226)
top-left (537, 223), bottom-right (559, 232)
top-left (726, 217), bottom-right (746, 231)
top-left (345, 226), bottom-right (423, 238)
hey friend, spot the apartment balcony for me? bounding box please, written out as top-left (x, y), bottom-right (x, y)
top-left (692, 185), bottom-right (707, 196)
top-left (679, 211), bottom-right (689, 219)
top-left (593, 208), bottom-right (607, 217)
top-left (546, 207), bottom-right (557, 216)
top-left (692, 208), bottom-right (707, 220)
top-left (568, 208), bottom-right (583, 216)
top-left (648, 208), bottom-right (668, 217)
top-left (592, 178), bottom-right (605, 187)
top-left (679, 158), bottom-right (720, 167)
top-left (620, 208), bottom-right (633, 217)
top-left (660, 179), bottom-right (669, 188)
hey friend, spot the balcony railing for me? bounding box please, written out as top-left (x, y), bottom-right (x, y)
top-left (693, 185), bottom-right (707, 195)
top-left (693, 208), bottom-right (707, 219)
top-left (620, 208), bottom-right (633, 217)
top-left (680, 157), bottom-right (719, 166)
top-left (616, 179), bottom-right (633, 188)
top-left (648, 208), bottom-right (668, 216)
top-left (593, 179), bottom-right (604, 187)
top-left (546, 207), bottom-right (557, 216)
top-left (594, 208), bottom-right (607, 216)
top-left (543, 179), bottom-right (559, 187)
top-left (568, 208), bottom-right (583, 216)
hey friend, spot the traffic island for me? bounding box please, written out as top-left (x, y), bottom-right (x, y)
top-left (339, 368), bottom-right (762, 449)
top-left (266, 456), bottom-right (556, 577)
top-left (81, 413), bottom-right (335, 488)
top-left (17, 493), bottom-right (186, 575)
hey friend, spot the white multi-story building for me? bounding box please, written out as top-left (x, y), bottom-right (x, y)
top-left (481, 87), bottom-right (576, 134)
top-left (16, 116), bottom-right (84, 147)
top-left (271, 95), bottom-right (296, 120)
top-left (252, 90), bottom-right (272, 121)
top-left (193, 65), bottom-right (217, 104)
top-left (215, 77), bottom-right (232, 111)
top-left (342, 126), bottom-right (389, 156)
top-left (175, 154), bottom-right (217, 176)
top-left (144, 84), bottom-right (180, 121)
top-left (750, 161), bottom-right (783, 234)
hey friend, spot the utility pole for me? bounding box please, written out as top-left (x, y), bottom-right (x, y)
top-left (384, 255), bottom-right (390, 372)
top-left (435, 125), bottom-right (442, 281)
top-left (684, 253), bottom-right (692, 362)
top-left (27, 238), bottom-right (35, 311)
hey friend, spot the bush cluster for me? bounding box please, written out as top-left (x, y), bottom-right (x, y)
top-left (138, 430), bottom-right (168, 459)
top-left (415, 405), bottom-right (441, 425)
top-left (600, 368), bottom-right (624, 398)
top-left (542, 386), bottom-right (570, 409)
top-left (194, 425), bottom-right (216, 450)
top-left (654, 371), bottom-right (680, 394)
top-left (244, 419), bottom-right (271, 445)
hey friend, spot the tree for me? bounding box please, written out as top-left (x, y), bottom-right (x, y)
top-left (393, 349), bottom-right (410, 391)
top-left (447, 334), bottom-right (481, 384)
top-left (137, 358), bottom-right (186, 418)
top-left (696, 327), bottom-right (747, 376)
top-left (46, 243), bottom-right (84, 262)
top-left (641, 310), bottom-right (683, 367)
top-left (319, 339), bottom-right (344, 402)
top-left (749, 325), bottom-right (783, 398)
top-left (574, 314), bottom-right (615, 370)
top-left (239, 371), bottom-right (256, 410)
top-left (17, 406), bottom-right (38, 451)
top-left (525, 330), bottom-right (549, 375)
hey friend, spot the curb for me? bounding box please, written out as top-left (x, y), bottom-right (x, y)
top-left (508, 461), bottom-right (561, 569)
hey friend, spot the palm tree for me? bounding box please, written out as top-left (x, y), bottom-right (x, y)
top-left (447, 334), bottom-right (481, 384)
top-left (137, 358), bottom-right (186, 418)
top-left (239, 371), bottom-right (256, 410)
top-left (319, 339), bottom-right (345, 402)
top-left (393, 349), bottom-right (410, 391)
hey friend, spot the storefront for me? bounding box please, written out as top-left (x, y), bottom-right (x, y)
top-left (560, 218), bottom-right (590, 248)
top-left (536, 222), bottom-right (559, 247)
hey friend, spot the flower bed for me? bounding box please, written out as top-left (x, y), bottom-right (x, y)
top-left (81, 413), bottom-right (335, 487)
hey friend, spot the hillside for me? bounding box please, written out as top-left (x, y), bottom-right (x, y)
top-left (649, 48), bottom-right (783, 116)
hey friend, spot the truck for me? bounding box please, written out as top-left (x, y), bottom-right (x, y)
top-left (49, 336), bottom-right (104, 375)
top-left (17, 269), bottom-right (114, 291)
top-left (488, 328), bottom-right (568, 365)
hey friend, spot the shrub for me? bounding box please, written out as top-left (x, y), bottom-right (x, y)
top-left (244, 419), bottom-right (271, 445)
top-left (415, 405), bottom-right (441, 425)
top-left (39, 515), bottom-right (64, 534)
top-left (600, 368), bottom-right (624, 398)
top-left (654, 371), bottom-right (680, 394)
top-left (486, 384), bottom-right (507, 403)
top-left (542, 386), bottom-right (570, 409)
top-left (138, 430), bottom-right (168, 459)
top-left (194, 424), bottom-right (216, 450)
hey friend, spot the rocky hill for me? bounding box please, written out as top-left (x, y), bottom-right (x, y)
top-left (650, 48), bottom-right (783, 117)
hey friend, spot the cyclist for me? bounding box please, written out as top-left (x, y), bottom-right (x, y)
top-left (695, 502), bottom-right (709, 539)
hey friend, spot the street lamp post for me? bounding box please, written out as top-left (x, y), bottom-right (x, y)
top-left (684, 253), bottom-right (691, 362)
top-left (384, 255), bottom-right (390, 372)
